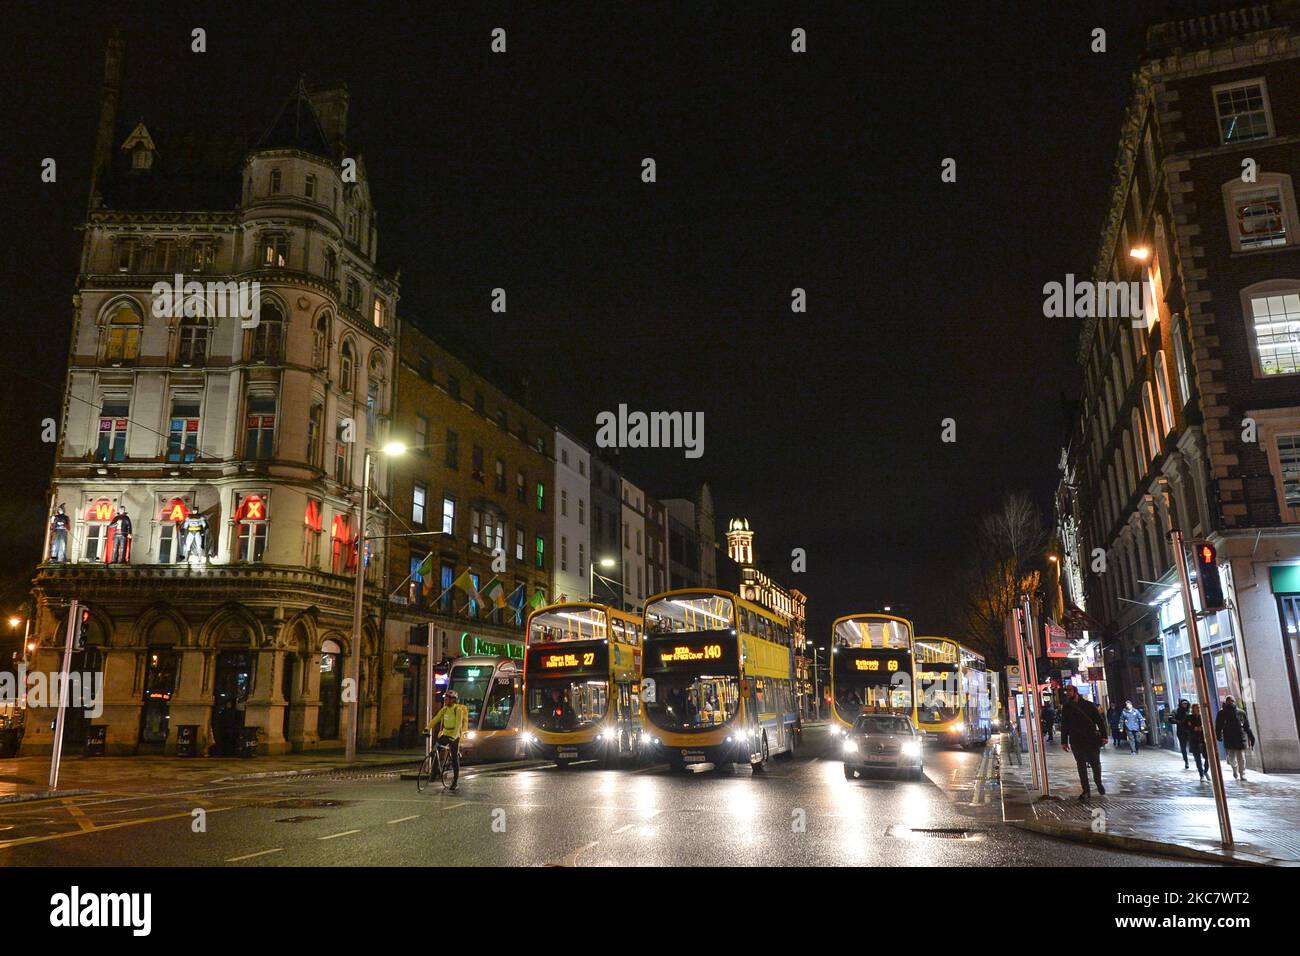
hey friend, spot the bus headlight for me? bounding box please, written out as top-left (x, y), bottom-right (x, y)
top-left (951, 722), bottom-right (964, 734)
top-left (902, 740), bottom-right (922, 757)
top-left (465, 731), bottom-right (477, 740)
top-left (525, 734), bottom-right (537, 745)
top-left (842, 739), bottom-right (859, 754)
top-left (725, 735), bottom-right (733, 744)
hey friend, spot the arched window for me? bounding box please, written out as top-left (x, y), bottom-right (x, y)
top-left (339, 340), bottom-right (355, 394)
top-left (318, 638), bottom-right (342, 740)
top-left (312, 314), bottom-right (330, 369)
top-left (251, 300), bottom-right (285, 363)
top-left (177, 316), bottom-right (209, 366)
top-left (344, 277), bottom-right (360, 310)
top-left (1142, 382), bottom-right (1162, 458)
top-left (324, 248), bottom-right (338, 282)
top-left (103, 300), bottom-right (143, 364)
top-left (372, 297), bottom-right (386, 330)
top-left (1131, 409), bottom-right (1146, 480)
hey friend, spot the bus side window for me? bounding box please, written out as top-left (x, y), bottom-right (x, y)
top-left (611, 618), bottom-right (626, 644)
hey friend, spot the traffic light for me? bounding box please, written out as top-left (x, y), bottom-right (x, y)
top-left (1194, 543), bottom-right (1226, 612)
top-left (75, 606), bottom-right (91, 650)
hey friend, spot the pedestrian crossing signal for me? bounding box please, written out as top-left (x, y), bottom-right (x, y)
top-left (1194, 543), bottom-right (1226, 612)
top-left (75, 607), bottom-right (91, 650)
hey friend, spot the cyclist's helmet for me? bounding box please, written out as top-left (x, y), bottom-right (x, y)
top-left (446, 690), bottom-right (458, 701)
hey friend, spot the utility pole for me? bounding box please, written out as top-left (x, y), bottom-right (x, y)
top-left (48, 601), bottom-right (79, 790)
top-left (346, 452), bottom-right (373, 764)
top-left (1171, 529), bottom-right (1233, 846)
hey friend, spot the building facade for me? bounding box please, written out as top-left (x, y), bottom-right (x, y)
top-left (30, 58), bottom-right (400, 755)
top-left (1057, 3), bottom-right (1300, 771)
top-left (644, 493), bottom-right (668, 598)
top-left (620, 477), bottom-right (648, 613)
top-left (665, 482), bottom-right (719, 590)
top-left (552, 427), bottom-right (591, 605)
top-left (589, 457), bottom-right (623, 605)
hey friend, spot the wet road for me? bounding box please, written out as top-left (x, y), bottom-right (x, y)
top-left (0, 726), bottom-right (1202, 866)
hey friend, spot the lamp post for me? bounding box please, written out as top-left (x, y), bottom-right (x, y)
top-left (589, 557), bottom-right (618, 602)
top-left (346, 439), bottom-right (409, 763)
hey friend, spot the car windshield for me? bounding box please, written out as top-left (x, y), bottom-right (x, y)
top-left (526, 676), bottom-right (609, 731)
top-left (853, 716), bottom-right (912, 736)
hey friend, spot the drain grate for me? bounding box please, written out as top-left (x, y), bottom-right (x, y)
top-left (274, 815), bottom-right (325, 823)
top-left (888, 825), bottom-right (984, 841)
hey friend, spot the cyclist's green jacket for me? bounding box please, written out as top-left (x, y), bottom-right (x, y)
top-left (428, 704), bottom-right (469, 740)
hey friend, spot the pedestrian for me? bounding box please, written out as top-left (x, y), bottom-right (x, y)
top-left (1120, 700), bottom-right (1145, 754)
top-left (1060, 683), bottom-right (1109, 801)
top-left (1170, 699), bottom-right (1193, 769)
top-left (1214, 696), bottom-right (1256, 781)
top-left (1107, 704), bottom-right (1122, 749)
top-left (1041, 697), bottom-right (1056, 742)
top-left (1188, 703), bottom-right (1209, 780)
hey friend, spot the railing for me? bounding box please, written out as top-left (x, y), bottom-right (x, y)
top-left (1146, 4), bottom-right (1281, 54)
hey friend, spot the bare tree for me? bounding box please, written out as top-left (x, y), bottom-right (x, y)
top-left (955, 492), bottom-right (1047, 671)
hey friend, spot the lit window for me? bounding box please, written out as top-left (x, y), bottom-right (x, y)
top-left (97, 399), bottom-right (130, 462)
top-left (442, 496), bottom-right (455, 536)
top-left (1235, 186), bottom-right (1287, 249)
top-left (235, 493), bottom-right (269, 562)
top-left (372, 298), bottom-right (386, 329)
top-left (262, 235), bottom-right (288, 268)
top-left (1279, 435), bottom-right (1300, 508)
top-left (536, 481), bottom-right (545, 512)
top-left (1214, 80), bottom-right (1272, 144)
top-left (104, 302), bottom-right (142, 364)
top-left (516, 527), bottom-right (525, 561)
top-left (1249, 289), bottom-right (1300, 376)
top-left (166, 396), bottom-right (200, 463)
top-left (535, 535), bottom-right (545, 569)
top-left (412, 482), bottom-right (427, 526)
top-left (304, 498), bottom-right (323, 568)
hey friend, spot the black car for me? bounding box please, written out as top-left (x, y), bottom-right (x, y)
top-left (841, 713), bottom-right (924, 780)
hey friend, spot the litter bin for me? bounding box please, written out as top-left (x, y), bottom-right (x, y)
top-left (176, 724), bottom-right (199, 757)
top-left (237, 726), bottom-right (259, 758)
top-left (85, 725), bottom-right (107, 757)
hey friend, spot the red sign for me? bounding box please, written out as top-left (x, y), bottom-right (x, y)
top-left (236, 494), bottom-right (266, 521)
top-left (1044, 621), bottom-right (1070, 658)
top-left (162, 498), bottom-right (188, 522)
top-left (87, 499), bottom-right (115, 522)
top-left (304, 499), bottom-right (322, 532)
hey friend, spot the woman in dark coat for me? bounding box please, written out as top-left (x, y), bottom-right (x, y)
top-left (1188, 703), bottom-right (1209, 780)
top-left (1214, 697), bottom-right (1255, 780)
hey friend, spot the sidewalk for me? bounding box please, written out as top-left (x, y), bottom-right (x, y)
top-left (0, 749), bottom-right (427, 802)
top-left (999, 735), bottom-right (1300, 865)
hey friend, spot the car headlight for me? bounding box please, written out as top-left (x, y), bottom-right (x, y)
top-left (902, 740), bottom-right (922, 757)
top-left (465, 731), bottom-right (477, 740)
top-left (842, 740), bottom-right (859, 754)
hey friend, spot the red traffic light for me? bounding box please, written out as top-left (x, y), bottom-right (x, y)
top-left (1198, 544), bottom-right (1215, 565)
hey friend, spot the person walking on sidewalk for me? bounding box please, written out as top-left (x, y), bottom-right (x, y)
top-left (1060, 684), bottom-right (1108, 801)
top-left (1120, 700), bottom-right (1145, 754)
top-left (1214, 696), bottom-right (1255, 781)
top-left (1170, 699), bottom-right (1193, 769)
top-left (1041, 697), bottom-right (1056, 742)
top-left (1189, 703), bottom-right (1209, 781)
top-left (1107, 704), bottom-right (1122, 749)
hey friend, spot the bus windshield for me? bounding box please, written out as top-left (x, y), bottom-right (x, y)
top-left (645, 673), bottom-right (739, 731)
top-left (834, 617), bottom-right (910, 649)
top-left (528, 606), bottom-right (608, 643)
top-left (527, 676), bottom-right (610, 731)
top-left (449, 664), bottom-right (493, 726)
top-left (644, 594), bottom-right (734, 633)
top-left (834, 649), bottom-right (913, 721)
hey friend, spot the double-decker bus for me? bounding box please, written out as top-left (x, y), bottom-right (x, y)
top-left (641, 588), bottom-right (799, 772)
top-left (448, 656), bottom-right (526, 762)
top-left (829, 613), bottom-right (917, 733)
top-left (521, 603), bottom-right (644, 768)
top-left (914, 637), bottom-right (992, 748)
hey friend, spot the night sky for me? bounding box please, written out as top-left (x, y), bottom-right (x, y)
top-left (0, 0), bottom-right (1197, 646)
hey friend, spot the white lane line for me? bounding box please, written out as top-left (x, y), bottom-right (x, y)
top-left (386, 815), bottom-right (420, 824)
top-left (440, 801), bottom-right (468, 810)
top-left (612, 823), bottom-right (634, 834)
top-left (319, 829), bottom-right (361, 840)
top-left (226, 848), bottom-right (283, 862)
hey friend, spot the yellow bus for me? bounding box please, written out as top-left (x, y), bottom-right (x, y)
top-left (829, 613), bottom-right (917, 734)
top-left (641, 588), bottom-right (799, 772)
top-left (915, 637), bottom-right (992, 748)
top-left (521, 602), bottom-right (644, 768)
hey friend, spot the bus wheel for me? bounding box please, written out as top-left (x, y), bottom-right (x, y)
top-left (751, 734), bottom-right (769, 774)
top-left (843, 766), bottom-right (857, 780)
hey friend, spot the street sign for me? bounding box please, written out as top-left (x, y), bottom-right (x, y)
top-left (1007, 664), bottom-right (1023, 692)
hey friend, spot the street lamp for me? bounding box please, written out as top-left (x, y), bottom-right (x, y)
top-left (590, 557), bottom-right (618, 603)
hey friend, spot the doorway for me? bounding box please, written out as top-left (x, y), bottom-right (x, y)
top-left (212, 650), bottom-right (252, 756)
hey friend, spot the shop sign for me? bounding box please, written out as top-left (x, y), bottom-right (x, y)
top-left (1044, 621), bottom-right (1070, 658)
top-left (459, 632), bottom-right (523, 660)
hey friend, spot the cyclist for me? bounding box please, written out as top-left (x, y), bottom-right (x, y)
top-left (427, 690), bottom-right (469, 790)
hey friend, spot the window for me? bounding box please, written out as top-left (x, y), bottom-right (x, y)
top-left (324, 248), bottom-right (338, 282)
top-left (516, 526), bottom-right (525, 561)
top-left (97, 399), bottom-right (130, 462)
top-left (245, 395), bottom-right (277, 459)
top-left (578, 498), bottom-right (585, 526)
top-left (83, 499), bottom-right (114, 561)
top-left (270, 168), bottom-right (282, 193)
top-left (1278, 435), bottom-right (1300, 509)
top-left (442, 496), bottom-right (456, 536)
top-left (262, 234), bottom-right (288, 268)
top-left (440, 563), bottom-right (455, 613)
top-left (166, 396), bottom-right (200, 463)
top-left (516, 470), bottom-right (525, 502)
top-left (339, 341), bottom-right (355, 393)
top-left (495, 458), bottom-right (506, 492)
top-left (474, 391), bottom-right (485, 415)
top-left (496, 409), bottom-right (507, 431)
top-left (251, 301), bottom-right (284, 362)
top-left (561, 535), bottom-right (568, 572)
top-left (471, 507), bottom-right (482, 546)
top-left (472, 445), bottom-right (485, 481)
top-left (1172, 316), bottom-right (1192, 405)
top-left (190, 242), bottom-right (215, 273)
top-left (104, 301), bottom-right (142, 364)
top-left (418, 356), bottom-right (433, 380)
top-left (409, 552), bottom-right (428, 606)
top-left (414, 414), bottom-right (429, 449)
top-left (372, 298), bottom-right (386, 330)
top-left (151, 240), bottom-right (174, 273)
top-left (305, 173), bottom-right (316, 199)
top-left (1214, 80), bottom-right (1272, 144)
top-left (445, 430), bottom-right (459, 469)
top-left (535, 535), bottom-right (545, 569)
top-left (1247, 285), bottom-right (1300, 376)
top-left (578, 543), bottom-right (585, 578)
top-left (636, 529), bottom-right (642, 554)
top-left (578, 460), bottom-right (586, 477)
top-left (345, 278), bottom-right (360, 310)
top-left (1223, 174), bottom-right (1296, 253)
top-left (306, 403), bottom-right (323, 466)
top-left (235, 493), bottom-right (269, 562)
top-left (116, 239), bottom-right (136, 272)
top-left (447, 376), bottom-right (461, 400)
top-left (561, 489), bottom-right (568, 517)
top-left (312, 315), bottom-right (330, 368)
top-left (536, 481), bottom-right (545, 512)
top-left (304, 498), bottom-right (323, 568)
top-left (561, 449), bottom-right (569, 467)
top-left (177, 316), bottom-right (208, 365)
top-left (412, 482), bottom-right (427, 526)
top-left (1154, 351), bottom-right (1175, 434)
top-left (334, 421), bottom-right (352, 484)
top-left (330, 513), bottom-right (353, 575)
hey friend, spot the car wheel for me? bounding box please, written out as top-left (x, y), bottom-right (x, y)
top-left (843, 765), bottom-right (855, 780)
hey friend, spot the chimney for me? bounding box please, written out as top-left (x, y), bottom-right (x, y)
top-left (309, 83), bottom-right (350, 152)
top-left (88, 28), bottom-right (124, 209)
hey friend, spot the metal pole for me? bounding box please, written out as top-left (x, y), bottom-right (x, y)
top-left (1171, 529), bottom-right (1233, 846)
top-left (1013, 608), bottom-right (1042, 792)
top-left (812, 647), bottom-right (821, 720)
top-left (1021, 597), bottom-right (1052, 798)
top-left (424, 622), bottom-right (435, 758)
top-left (49, 601), bottom-right (79, 791)
top-left (346, 452), bottom-right (371, 764)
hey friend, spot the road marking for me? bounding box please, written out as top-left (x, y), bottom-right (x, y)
top-left (0, 806), bottom-right (234, 851)
top-left (552, 840), bottom-right (599, 866)
top-left (319, 829), bottom-right (361, 840)
top-left (440, 801), bottom-right (468, 810)
top-left (387, 815), bottom-right (421, 824)
top-left (64, 801), bottom-right (96, 832)
top-left (226, 848), bottom-right (284, 862)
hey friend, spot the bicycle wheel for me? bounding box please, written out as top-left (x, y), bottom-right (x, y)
top-left (416, 753), bottom-right (433, 793)
top-left (439, 750), bottom-right (457, 790)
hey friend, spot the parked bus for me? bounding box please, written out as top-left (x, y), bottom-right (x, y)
top-left (447, 656), bottom-right (525, 762)
top-left (829, 613), bottom-right (917, 733)
top-left (914, 637), bottom-right (992, 748)
top-left (641, 588), bottom-right (799, 772)
top-left (522, 603), bottom-right (644, 767)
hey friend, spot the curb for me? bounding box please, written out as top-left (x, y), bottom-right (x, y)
top-left (0, 788), bottom-right (96, 805)
top-left (216, 758), bottom-right (423, 782)
top-left (1009, 817), bottom-right (1278, 866)
top-left (397, 758), bottom-right (552, 781)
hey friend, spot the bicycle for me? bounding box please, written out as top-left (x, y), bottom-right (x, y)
top-left (416, 733), bottom-right (457, 792)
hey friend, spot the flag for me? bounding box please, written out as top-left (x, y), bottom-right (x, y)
top-left (452, 569), bottom-right (482, 606)
top-left (529, 588), bottom-right (548, 610)
top-left (506, 584), bottom-right (527, 625)
top-left (481, 578), bottom-right (508, 609)
top-left (416, 552), bottom-right (434, 580)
